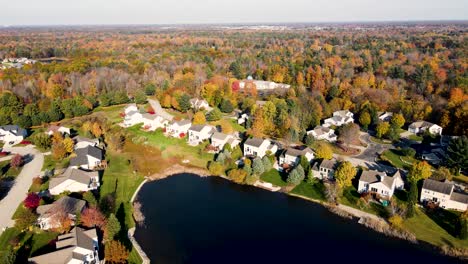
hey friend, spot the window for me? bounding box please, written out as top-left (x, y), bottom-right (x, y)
top-left (371, 187), bottom-right (378, 192)
top-left (432, 197), bottom-right (438, 202)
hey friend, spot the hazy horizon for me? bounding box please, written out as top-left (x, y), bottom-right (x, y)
top-left (1, 0), bottom-right (467, 26)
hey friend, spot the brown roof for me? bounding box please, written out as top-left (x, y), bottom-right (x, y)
top-left (359, 170), bottom-right (398, 189)
top-left (320, 159), bottom-right (338, 170)
top-left (450, 192), bottom-right (468, 204)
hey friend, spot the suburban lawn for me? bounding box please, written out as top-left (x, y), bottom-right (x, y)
top-left (290, 181), bottom-right (326, 201)
top-left (403, 208), bottom-right (468, 249)
top-left (100, 152), bottom-right (144, 264)
top-left (260, 169), bottom-right (287, 187)
top-left (381, 149), bottom-right (415, 170)
top-left (408, 134), bottom-right (423, 142)
top-left (0, 160), bottom-right (21, 180)
top-left (453, 174), bottom-right (468, 184)
top-left (338, 186), bottom-right (390, 218)
top-left (93, 104), bottom-right (128, 124)
top-left (126, 126), bottom-right (214, 169)
top-left (210, 118), bottom-right (246, 133)
top-left (0, 227), bottom-right (58, 260)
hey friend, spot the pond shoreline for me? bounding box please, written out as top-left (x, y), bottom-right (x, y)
top-left (131, 166), bottom-right (467, 261)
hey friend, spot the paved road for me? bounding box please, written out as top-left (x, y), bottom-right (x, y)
top-left (0, 145), bottom-right (44, 235)
top-left (148, 99), bottom-right (174, 121)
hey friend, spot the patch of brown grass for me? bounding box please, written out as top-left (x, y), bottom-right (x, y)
top-left (123, 141), bottom-right (178, 176)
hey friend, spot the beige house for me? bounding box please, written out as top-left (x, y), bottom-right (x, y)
top-left (306, 126), bottom-right (337, 142)
top-left (210, 132), bottom-right (240, 151)
top-left (279, 147), bottom-right (315, 167)
top-left (188, 124), bottom-right (217, 146)
top-left (311, 159), bottom-right (338, 180)
top-left (70, 146), bottom-right (104, 170)
top-left (243, 138), bottom-right (278, 158)
top-left (408, 121), bottom-right (442, 136)
top-left (73, 136), bottom-right (99, 150)
top-left (28, 227), bottom-right (99, 264)
top-left (420, 179), bottom-right (468, 211)
top-left (323, 110), bottom-right (354, 127)
top-left (37, 196), bottom-right (86, 230)
top-left (0, 125), bottom-right (27, 144)
top-left (46, 125), bottom-right (71, 136)
top-left (357, 170), bottom-right (405, 199)
top-left (49, 167), bottom-right (100, 195)
top-left (166, 119), bottom-right (192, 138)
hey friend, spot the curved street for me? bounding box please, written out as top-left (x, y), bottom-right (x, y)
top-left (0, 145), bottom-right (44, 235)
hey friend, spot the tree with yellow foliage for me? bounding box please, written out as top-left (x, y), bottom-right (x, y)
top-left (92, 122), bottom-right (102, 138)
top-left (63, 137), bottom-right (74, 154)
top-left (192, 111), bottom-right (206, 125)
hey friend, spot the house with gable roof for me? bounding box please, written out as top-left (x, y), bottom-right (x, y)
top-left (243, 138), bottom-right (278, 158)
top-left (357, 170), bottom-right (405, 199)
top-left (49, 167), bottom-right (100, 195)
top-left (36, 196), bottom-right (86, 230)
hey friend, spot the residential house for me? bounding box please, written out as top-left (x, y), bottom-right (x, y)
top-left (188, 124), bottom-right (216, 145)
top-left (239, 76), bottom-right (291, 90)
top-left (190, 98), bottom-right (211, 111)
top-left (323, 110), bottom-right (354, 127)
top-left (279, 147), bottom-right (315, 168)
top-left (36, 196), bottom-right (86, 230)
top-left (28, 227), bottom-right (99, 264)
top-left (73, 136), bottom-right (99, 150)
top-left (141, 113), bottom-right (168, 131)
top-left (306, 126), bottom-right (337, 142)
top-left (420, 179), bottom-right (468, 211)
top-left (0, 125), bottom-right (27, 144)
top-left (70, 146), bottom-right (104, 170)
top-left (243, 138), bottom-right (278, 158)
top-left (357, 170), bottom-right (405, 199)
top-left (421, 148), bottom-right (445, 166)
top-left (408, 121), bottom-right (443, 136)
top-left (124, 103), bottom-right (138, 115)
top-left (237, 113), bottom-right (250, 125)
top-left (210, 132), bottom-right (240, 151)
top-left (311, 159), bottom-right (338, 180)
top-left (123, 109), bottom-right (144, 127)
top-left (378, 112), bottom-right (393, 122)
top-left (46, 125), bottom-right (71, 136)
top-left (49, 167), bottom-right (100, 195)
top-left (166, 119), bottom-right (192, 138)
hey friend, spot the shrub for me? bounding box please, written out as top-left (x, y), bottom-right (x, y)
top-left (208, 161), bottom-right (225, 175)
top-left (388, 215), bottom-right (404, 229)
top-left (287, 168), bottom-right (304, 185)
top-left (24, 192), bottom-right (40, 209)
top-left (10, 154), bottom-right (23, 168)
top-left (228, 169), bottom-right (248, 184)
top-left (252, 157), bottom-right (265, 175)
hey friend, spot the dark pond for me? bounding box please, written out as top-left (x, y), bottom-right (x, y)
top-left (134, 174), bottom-right (461, 264)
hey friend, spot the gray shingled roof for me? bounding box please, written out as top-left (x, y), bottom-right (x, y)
top-left (320, 159), bottom-right (338, 170)
top-left (422, 179), bottom-right (453, 195)
top-left (72, 136), bottom-right (98, 144)
top-left (28, 227), bottom-right (97, 264)
top-left (189, 124), bottom-right (207, 132)
top-left (450, 192), bottom-right (468, 204)
top-left (212, 132), bottom-right (229, 141)
top-left (409, 120), bottom-right (434, 129)
top-left (70, 146), bottom-right (103, 166)
top-left (37, 196), bottom-right (86, 216)
top-left (174, 119), bottom-right (191, 126)
top-left (359, 170), bottom-right (396, 189)
top-left (0, 125), bottom-right (26, 136)
top-left (49, 167), bottom-right (98, 189)
top-left (244, 137), bottom-right (266, 148)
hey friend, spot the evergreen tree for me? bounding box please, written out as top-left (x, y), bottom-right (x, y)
top-left (106, 214), bottom-right (121, 241)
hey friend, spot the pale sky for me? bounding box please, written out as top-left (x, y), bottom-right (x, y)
top-left (1, 0), bottom-right (467, 25)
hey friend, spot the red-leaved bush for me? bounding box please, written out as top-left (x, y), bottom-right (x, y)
top-left (24, 192), bottom-right (40, 209)
top-left (10, 154), bottom-right (23, 168)
top-left (179, 132), bottom-right (185, 138)
top-left (20, 140), bottom-right (31, 145)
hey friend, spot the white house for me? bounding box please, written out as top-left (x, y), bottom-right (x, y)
top-left (49, 167), bottom-right (100, 195)
top-left (190, 98), bottom-right (212, 111)
top-left (239, 76), bottom-right (291, 91)
top-left (124, 103), bottom-right (138, 115)
top-left (0, 125), bottom-right (27, 144)
top-left (408, 121), bottom-right (443, 136)
top-left (28, 227), bottom-right (100, 264)
top-left (46, 125), bottom-right (71, 136)
top-left (243, 138), bottom-right (278, 158)
top-left (73, 136), bottom-right (99, 150)
top-left (306, 126), bottom-right (337, 142)
top-left (279, 147), bottom-right (315, 168)
top-left (166, 119), bottom-right (192, 138)
top-left (357, 170), bottom-right (405, 199)
top-left (311, 159), bottom-right (338, 180)
top-left (323, 110), bottom-right (354, 127)
top-left (210, 132), bottom-right (240, 151)
top-left (36, 196), bottom-right (86, 230)
top-left (188, 124), bottom-right (216, 145)
top-left (237, 113), bottom-right (250, 125)
top-left (123, 110), bottom-right (144, 127)
top-left (141, 113), bottom-right (169, 131)
top-left (70, 146), bottom-right (104, 170)
top-left (378, 112), bottom-right (393, 122)
top-left (420, 179), bottom-right (468, 211)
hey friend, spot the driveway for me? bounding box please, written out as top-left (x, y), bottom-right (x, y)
top-left (0, 145), bottom-right (44, 235)
top-left (148, 99), bottom-right (174, 121)
top-left (354, 133), bottom-right (392, 162)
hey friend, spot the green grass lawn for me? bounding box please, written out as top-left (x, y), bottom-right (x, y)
top-left (408, 134), bottom-right (423, 142)
top-left (381, 149), bottom-right (415, 170)
top-left (100, 152), bottom-right (145, 229)
top-left (126, 126), bottom-right (214, 169)
top-left (0, 160), bottom-right (21, 180)
top-left (453, 174), bottom-right (468, 184)
top-left (210, 118), bottom-right (246, 133)
top-left (0, 227), bottom-right (58, 259)
top-left (260, 169), bottom-right (287, 187)
top-left (290, 180), bottom-right (326, 201)
top-left (370, 136), bottom-right (393, 144)
top-left (338, 186), bottom-right (390, 218)
top-left (403, 208), bottom-right (468, 249)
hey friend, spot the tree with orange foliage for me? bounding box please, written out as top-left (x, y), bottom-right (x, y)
top-left (81, 207), bottom-right (106, 228)
top-left (92, 122), bottom-right (103, 138)
top-left (49, 205), bottom-right (73, 233)
top-left (105, 240), bottom-right (129, 264)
